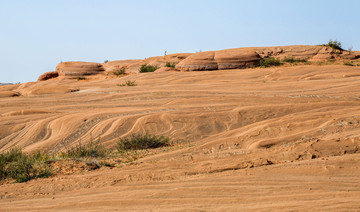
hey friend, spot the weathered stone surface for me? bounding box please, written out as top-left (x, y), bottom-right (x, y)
top-left (154, 67), bottom-right (179, 73)
top-left (38, 45), bottom-right (359, 79)
top-left (57, 62), bottom-right (104, 77)
top-left (102, 53), bottom-right (192, 74)
top-left (176, 51), bottom-right (218, 71)
top-left (0, 91), bottom-right (19, 98)
top-left (176, 45), bottom-right (338, 71)
top-left (215, 48), bottom-right (261, 69)
top-left (339, 51), bottom-right (358, 60)
top-left (145, 53), bottom-right (192, 67)
top-left (255, 45), bottom-right (323, 59)
top-left (38, 71), bottom-right (59, 81)
top-left (102, 60), bottom-right (142, 74)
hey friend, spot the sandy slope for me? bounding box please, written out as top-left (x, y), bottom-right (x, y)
top-left (1, 64), bottom-right (360, 211)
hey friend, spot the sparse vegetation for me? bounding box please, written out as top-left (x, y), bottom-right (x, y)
top-left (258, 57), bottom-right (282, 68)
top-left (0, 134), bottom-right (172, 183)
top-left (343, 61), bottom-right (360, 66)
top-left (0, 147), bottom-right (53, 183)
top-left (114, 68), bottom-right (126, 76)
top-left (139, 64), bottom-right (159, 73)
top-left (282, 57), bottom-right (308, 63)
top-left (324, 39), bottom-right (343, 50)
top-left (77, 77), bottom-right (86, 80)
top-left (343, 61), bottom-right (355, 66)
top-left (59, 137), bottom-right (108, 159)
top-left (104, 60), bottom-right (109, 63)
top-left (117, 80), bottom-right (137, 86)
top-left (117, 133), bottom-right (170, 152)
top-left (165, 62), bottom-right (176, 68)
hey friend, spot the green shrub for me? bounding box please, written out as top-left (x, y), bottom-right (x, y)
top-left (0, 147), bottom-right (52, 183)
top-left (117, 133), bottom-right (170, 152)
top-left (117, 80), bottom-right (137, 87)
top-left (282, 57), bottom-right (308, 63)
top-left (326, 39), bottom-right (343, 50)
top-left (77, 77), bottom-right (86, 80)
top-left (165, 62), bottom-right (176, 68)
top-left (139, 64), bottom-right (159, 73)
top-left (114, 68), bottom-right (126, 76)
top-left (60, 138), bottom-right (108, 159)
top-left (258, 57), bottom-right (282, 68)
top-left (343, 61), bottom-right (355, 66)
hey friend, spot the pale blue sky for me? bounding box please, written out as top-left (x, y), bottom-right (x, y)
top-left (1, 0), bottom-right (359, 83)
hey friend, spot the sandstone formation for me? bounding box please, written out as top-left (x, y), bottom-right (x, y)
top-left (38, 71), bottom-right (59, 81)
top-left (101, 53), bottom-right (192, 74)
top-left (144, 53), bottom-right (192, 67)
top-left (154, 67), bottom-right (179, 72)
top-left (175, 45), bottom-right (359, 71)
top-left (102, 60), bottom-right (142, 74)
top-left (176, 51), bottom-right (218, 71)
top-left (37, 45), bottom-right (360, 82)
top-left (0, 91), bottom-right (19, 98)
top-left (2, 64), bottom-right (360, 210)
top-left (215, 48), bottom-right (261, 69)
top-left (57, 62), bottom-right (104, 77)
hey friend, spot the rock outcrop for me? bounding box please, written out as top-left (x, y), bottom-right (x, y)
top-left (215, 48), bottom-right (261, 70)
top-left (176, 51), bottom-right (218, 71)
top-left (37, 45), bottom-right (360, 81)
top-left (57, 62), bottom-right (104, 77)
top-left (38, 71), bottom-right (59, 81)
top-left (102, 60), bottom-right (142, 74)
top-left (254, 45), bottom-right (323, 59)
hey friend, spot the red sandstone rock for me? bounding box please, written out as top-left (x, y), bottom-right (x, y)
top-left (38, 71), bottom-right (59, 81)
top-left (57, 62), bottom-right (104, 77)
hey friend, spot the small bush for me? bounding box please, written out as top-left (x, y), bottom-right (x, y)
top-left (60, 138), bottom-right (108, 159)
top-left (114, 68), bottom-right (126, 76)
top-left (77, 77), bottom-right (86, 80)
top-left (117, 80), bottom-right (137, 87)
top-left (343, 61), bottom-right (355, 66)
top-left (139, 64), bottom-right (159, 73)
top-left (0, 147), bottom-right (52, 183)
top-left (326, 39), bottom-right (343, 50)
top-left (117, 133), bottom-right (170, 152)
top-left (104, 60), bottom-right (109, 63)
top-left (282, 57), bottom-right (307, 63)
top-left (165, 62), bottom-right (176, 68)
top-left (258, 57), bottom-right (282, 68)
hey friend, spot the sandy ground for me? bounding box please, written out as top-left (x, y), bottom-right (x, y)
top-left (1, 64), bottom-right (360, 211)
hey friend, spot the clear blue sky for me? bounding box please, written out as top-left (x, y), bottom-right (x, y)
top-left (1, 0), bottom-right (359, 83)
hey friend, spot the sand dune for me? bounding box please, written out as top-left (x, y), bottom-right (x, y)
top-left (1, 46), bottom-right (360, 210)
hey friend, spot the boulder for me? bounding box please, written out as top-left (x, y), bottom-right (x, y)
top-left (56, 62), bottom-right (104, 77)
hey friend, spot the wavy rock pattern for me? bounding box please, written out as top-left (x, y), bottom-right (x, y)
top-left (1, 63), bottom-right (360, 210)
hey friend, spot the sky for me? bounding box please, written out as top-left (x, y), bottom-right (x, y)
top-left (1, 0), bottom-right (359, 83)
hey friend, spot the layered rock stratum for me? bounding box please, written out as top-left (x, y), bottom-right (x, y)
top-left (34, 45), bottom-right (360, 81)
